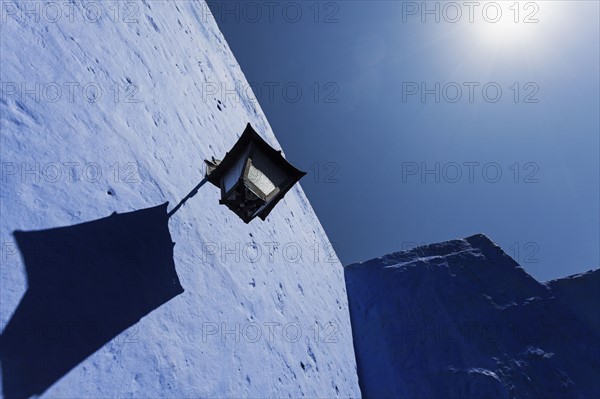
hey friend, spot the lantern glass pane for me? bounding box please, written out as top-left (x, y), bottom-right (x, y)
top-left (251, 149), bottom-right (288, 187)
top-left (247, 163), bottom-right (276, 198)
top-left (222, 147), bottom-right (250, 193)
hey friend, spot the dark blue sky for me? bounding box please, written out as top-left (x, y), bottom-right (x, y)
top-left (207, 1), bottom-right (599, 281)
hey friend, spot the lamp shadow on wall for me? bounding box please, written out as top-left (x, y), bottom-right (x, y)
top-left (0, 203), bottom-right (184, 399)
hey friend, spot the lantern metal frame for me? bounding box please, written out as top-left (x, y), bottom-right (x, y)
top-left (206, 123), bottom-right (306, 223)
top-left (168, 123), bottom-right (306, 223)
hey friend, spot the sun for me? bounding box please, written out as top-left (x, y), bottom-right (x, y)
top-left (475, 1), bottom-right (541, 47)
top-left (472, 1), bottom-right (566, 50)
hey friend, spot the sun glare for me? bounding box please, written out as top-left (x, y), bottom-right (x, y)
top-left (476, 2), bottom-right (539, 47)
top-left (473, 1), bottom-right (563, 49)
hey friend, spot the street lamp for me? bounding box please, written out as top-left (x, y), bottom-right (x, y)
top-left (168, 123), bottom-right (306, 223)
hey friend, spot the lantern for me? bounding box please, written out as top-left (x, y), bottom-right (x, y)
top-left (204, 123), bottom-right (306, 223)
